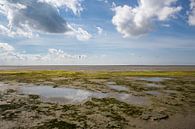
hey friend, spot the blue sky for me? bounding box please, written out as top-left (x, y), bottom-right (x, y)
top-left (0, 0), bottom-right (195, 65)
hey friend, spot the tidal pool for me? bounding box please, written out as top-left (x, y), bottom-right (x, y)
top-left (108, 85), bottom-right (129, 91)
top-left (145, 83), bottom-right (164, 88)
top-left (19, 86), bottom-right (107, 104)
top-left (137, 77), bottom-right (170, 82)
top-left (19, 85), bottom-right (149, 105)
top-left (0, 82), bottom-right (149, 105)
top-left (144, 91), bottom-right (162, 96)
top-left (106, 82), bottom-right (129, 92)
top-left (111, 93), bottom-right (149, 105)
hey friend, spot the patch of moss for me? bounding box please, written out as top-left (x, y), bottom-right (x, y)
top-left (1, 110), bottom-right (20, 120)
top-left (85, 98), bottom-right (144, 117)
top-left (35, 119), bottom-right (77, 129)
top-left (0, 103), bottom-right (21, 112)
top-left (6, 89), bottom-right (16, 93)
top-left (62, 105), bottom-right (70, 111)
top-left (29, 94), bottom-right (40, 100)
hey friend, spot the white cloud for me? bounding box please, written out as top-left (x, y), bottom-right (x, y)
top-left (96, 26), bottom-right (103, 35)
top-left (188, 0), bottom-right (195, 26)
top-left (0, 43), bottom-right (15, 52)
top-left (48, 48), bottom-right (86, 59)
top-left (75, 28), bottom-right (92, 41)
top-left (67, 25), bottom-right (92, 41)
top-left (38, 0), bottom-right (83, 15)
top-left (112, 0), bottom-right (182, 37)
top-left (97, 0), bottom-right (108, 4)
top-left (0, 43), bottom-right (87, 65)
top-left (0, 25), bottom-right (10, 36)
top-left (0, 0), bottom-right (91, 41)
top-left (0, 0), bottom-right (69, 37)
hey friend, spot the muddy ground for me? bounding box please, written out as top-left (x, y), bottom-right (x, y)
top-left (0, 65), bottom-right (195, 71)
top-left (0, 70), bottom-right (195, 129)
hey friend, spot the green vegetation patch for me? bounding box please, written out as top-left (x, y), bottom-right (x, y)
top-left (0, 103), bottom-right (22, 112)
top-left (35, 119), bottom-right (77, 129)
top-left (85, 98), bottom-right (144, 117)
top-left (0, 70), bottom-right (194, 89)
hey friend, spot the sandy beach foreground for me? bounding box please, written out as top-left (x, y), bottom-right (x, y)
top-left (0, 66), bottom-right (194, 129)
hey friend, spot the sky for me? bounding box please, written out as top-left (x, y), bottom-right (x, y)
top-left (0, 0), bottom-right (195, 65)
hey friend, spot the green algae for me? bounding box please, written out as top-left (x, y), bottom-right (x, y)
top-left (35, 119), bottom-right (77, 129)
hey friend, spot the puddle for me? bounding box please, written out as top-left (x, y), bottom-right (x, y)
top-left (106, 82), bottom-right (116, 85)
top-left (145, 83), bottom-right (164, 87)
top-left (163, 90), bottom-right (179, 94)
top-left (19, 86), bottom-right (107, 104)
top-left (106, 82), bottom-right (129, 92)
top-left (111, 93), bottom-right (149, 105)
top-left (0, 82), bottom-right (149, 105)
top-left (137, 77), bottom-right (170, 82)
top-left (144, 91), bottom-right (162, 96)
top-left (108, 85), bottom-right (129, 91)
top-left (19, 85), bottom-right (149, 105)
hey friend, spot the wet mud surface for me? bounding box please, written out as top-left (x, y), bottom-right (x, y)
top-left (0, 70), bottom-right (195, 129)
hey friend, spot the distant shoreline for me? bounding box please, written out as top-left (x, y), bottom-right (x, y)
top-left (0, 65), bottom-right (195, 71)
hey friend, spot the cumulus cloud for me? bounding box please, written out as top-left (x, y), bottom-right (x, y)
top-left (0, 43), bottom-right (87, 65)
top-left (48, 48), bottom-right (86, 59)
top-left (0, 0), bottom-right (91, 41)
top-left (38, 0), bottom-right (83, 15)
top-left (73, 28), bottom-right (92, 41)
top-left (112, 0), bottom-right (182, 37)
top-left (67, 25), bottom-right (92, 41)
top-left (188, 0), bottom-right (195, 26)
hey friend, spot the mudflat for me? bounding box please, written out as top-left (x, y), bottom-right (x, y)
top-left (0, 69), bottom-right (194, 129)
top-left (0, 65), bottom-right (195, 71)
